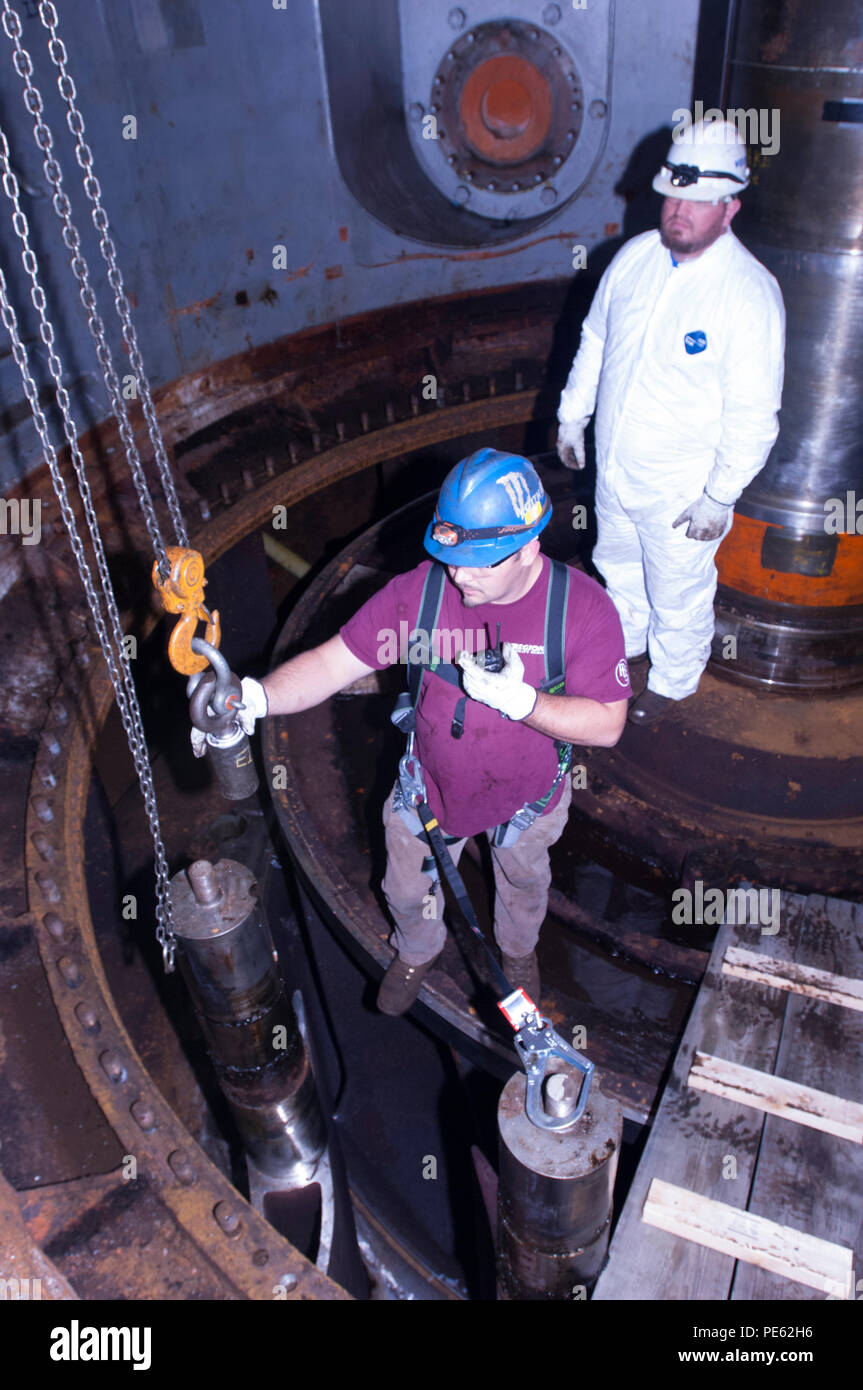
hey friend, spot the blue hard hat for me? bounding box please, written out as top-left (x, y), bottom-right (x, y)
top-left (424, 448), bottom-right (552, 567)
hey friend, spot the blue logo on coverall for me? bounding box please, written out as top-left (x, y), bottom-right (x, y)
top-left (684, 330), bottom-right (707, 355)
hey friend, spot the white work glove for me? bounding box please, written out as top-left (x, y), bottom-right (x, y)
top-left (672, 491), bottom-right (732, 542)
top-left (234, 676), bottom-right (269, 735)
top-left (456, 643), bottom-right (537, 721)
top-left (556, 417), bottom-right (589, 470)
top-left (189, 676), bottom-right (268, 757)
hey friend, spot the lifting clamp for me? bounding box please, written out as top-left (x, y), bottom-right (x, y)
top-left (152, 546), bottom-right (221, 675)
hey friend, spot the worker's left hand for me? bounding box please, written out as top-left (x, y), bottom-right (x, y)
top-left (672, 491), bottom-right (732, 541)
top-left (457, 642), bottom-right (538, 720)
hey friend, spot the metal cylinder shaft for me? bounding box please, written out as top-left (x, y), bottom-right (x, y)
top-left (169, 857), bottom-right (326, 1178)
top-left (497, 1066), bottom-right (621, 1300)
top-left (712, 0), bottom-right (863, 689)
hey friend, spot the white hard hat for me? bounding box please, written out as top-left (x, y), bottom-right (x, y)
top-left (652, 117), bottom-right (750, 203)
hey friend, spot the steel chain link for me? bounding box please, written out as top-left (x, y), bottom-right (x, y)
top-left (0, 131), bottom-right (177, 969)
top-left (0, 0), bottom-right (180, 578)
top-left (36, 0), bottom-right (189, 555)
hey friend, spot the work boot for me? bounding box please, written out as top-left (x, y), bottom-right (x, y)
top-left (377, 952), bottom-right (440, 1016)
top-left (502, 950), bottom-right (541, 1005)
top-left (627, 689), bottom-right (674, 726)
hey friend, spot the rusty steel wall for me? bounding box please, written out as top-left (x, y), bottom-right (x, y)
top-left (0, 0), bottom-right (702, 489)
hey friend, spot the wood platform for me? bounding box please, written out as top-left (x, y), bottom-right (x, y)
top-left (593, 887), bottom-right (863, 1301)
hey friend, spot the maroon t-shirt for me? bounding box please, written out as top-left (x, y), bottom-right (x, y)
top-left (340, 556), bottom-right (631, 837)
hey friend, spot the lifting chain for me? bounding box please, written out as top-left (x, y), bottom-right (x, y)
top-left (0, 1), bottom-right (193, 968)
top-left (0, 0), bottom-right (189, 577)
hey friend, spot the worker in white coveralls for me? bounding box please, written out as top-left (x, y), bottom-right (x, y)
top-left (556, 117), bottom-right (785, 724)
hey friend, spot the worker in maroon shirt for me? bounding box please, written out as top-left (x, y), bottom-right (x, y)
top-left (230, 450), bottom-right (630, 1016)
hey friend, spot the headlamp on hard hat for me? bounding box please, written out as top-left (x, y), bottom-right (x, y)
top-left (663, 161), bottom-right (747, 189)
top-left (430, 502), bottom-right (550, 549)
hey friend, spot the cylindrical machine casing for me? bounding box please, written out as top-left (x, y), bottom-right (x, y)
top-left (205, 727), bottom-right (260, 800)
top-left (170, 858), bottom-right (326, 1177)
top-left (497, 1067), bottom-right (621, 1300)
top-left (712, 0), bottom-right (863, 688)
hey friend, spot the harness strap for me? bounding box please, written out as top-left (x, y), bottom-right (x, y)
top-left (400, 557), bottom-right (574, 840)
top-left (415, 797), bottom-right (513, 998)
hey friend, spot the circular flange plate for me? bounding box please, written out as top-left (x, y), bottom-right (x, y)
top-left (433, 21), bottom-right (582, 194)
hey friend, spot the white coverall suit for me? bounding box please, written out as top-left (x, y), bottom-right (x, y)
top-left (558, 228), bottom-right (785, 699)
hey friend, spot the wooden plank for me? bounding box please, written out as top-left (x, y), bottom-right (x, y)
top-left (593, 889), bottom-right (810, 1301)
top-left (731, 895), bottom-right (863, 1301)
top-left (722, 946), bottom-right (863, 1012)
top-left (688, 1050), bottom-right (863, 1144)
top-left (643, 1178), bottom-right (854, 1300)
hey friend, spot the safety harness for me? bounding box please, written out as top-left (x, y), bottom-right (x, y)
top-left (391, 556), bottom-right (573, 853)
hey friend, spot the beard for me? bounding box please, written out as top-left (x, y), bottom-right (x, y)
top-left (660, 212), bottom-right (725, 258)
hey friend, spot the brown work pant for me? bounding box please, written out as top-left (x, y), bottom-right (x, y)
top-left (381, 776), bottom-right (572, 966)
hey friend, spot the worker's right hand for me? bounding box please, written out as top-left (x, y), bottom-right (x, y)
top-left (556, 418), bottom-right (589, 470)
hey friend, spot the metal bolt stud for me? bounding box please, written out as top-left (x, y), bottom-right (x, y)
top-left (448, 7), bottom-right (466, 29)
top-left (100, 1050), bottom-right (127, 1083)
top-left (168, 1150), bottom-right (197, 1186)
top-left (32, 797), bottom-right (53, 823)
top-left (131, 1100), bottom-right (157, 1131)
top-left (213, 1201), bottom-right (242, 1237)
top-left (35, 873), bottom-right (60, 902)
top-left (542, 3), bottom-right (562, 22)
top-left (43, 913), bottom-right (65, 939)
top-left (57, 956), bottom-right (81, 988)
top-left (75, 1001), bottom-right (100, 1033)
top-left (544, 1071), bottom-right (579, 1119)
top-left (187, 860), bottom-right (222, 907)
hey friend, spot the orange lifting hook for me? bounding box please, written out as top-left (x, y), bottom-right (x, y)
top-left (152, 546), bottom-right (222, 675)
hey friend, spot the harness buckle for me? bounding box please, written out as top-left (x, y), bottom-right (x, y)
top-left (397, 733), bottom-right (428, 809)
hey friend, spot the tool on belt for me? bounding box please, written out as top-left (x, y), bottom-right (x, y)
top-left (390, 559), bottom-right (592, 1129)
